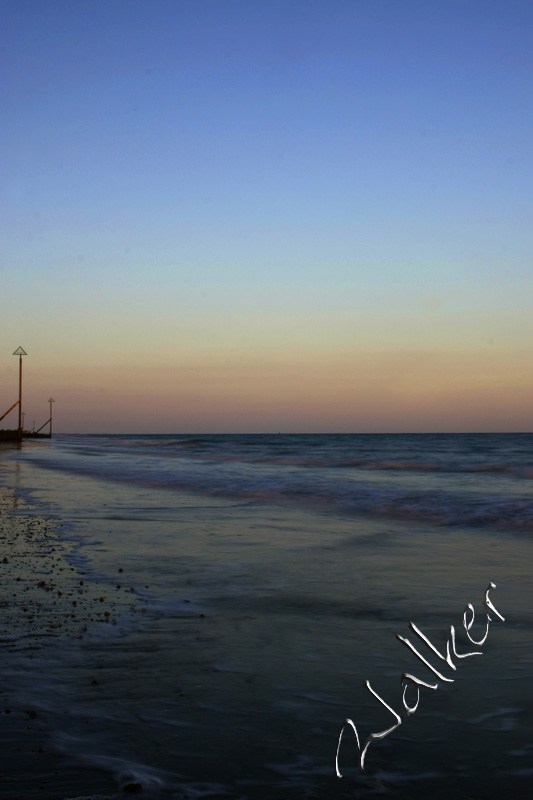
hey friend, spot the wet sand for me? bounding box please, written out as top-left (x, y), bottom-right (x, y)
top-left (0, 486), bottom-right (131, 644)
top-left (0, 486), bottom-right (140, 799)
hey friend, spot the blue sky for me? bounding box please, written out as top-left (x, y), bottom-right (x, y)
top-left (1, 1), bottom-right (532, 431)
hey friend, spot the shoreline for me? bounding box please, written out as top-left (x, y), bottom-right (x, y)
top-left (0, 484), bottom-right (141, 799)
top-left (0, 485), bottom-right (132, 650)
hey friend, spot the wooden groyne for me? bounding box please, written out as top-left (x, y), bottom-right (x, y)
top-left (0, 428), bottom-right (21, 441)
top-left (1, 348), bottom-right (55, 441)
top-left (0, 429), bottom-right (52, 442)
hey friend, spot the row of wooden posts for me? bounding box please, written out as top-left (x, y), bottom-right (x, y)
top-left (0, 347), bottom-right (55, 440)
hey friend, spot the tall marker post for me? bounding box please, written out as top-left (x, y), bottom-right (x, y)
top-left (48, 397), bottom-right (55, 437)
top-left (13, 347), bottom-right (27, 439)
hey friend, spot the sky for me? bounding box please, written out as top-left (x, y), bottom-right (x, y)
top-left (1, 0), bottom-right (532, 433)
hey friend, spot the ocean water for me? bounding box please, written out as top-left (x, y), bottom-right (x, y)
top-left (1, 433), bottom-right (532, 799)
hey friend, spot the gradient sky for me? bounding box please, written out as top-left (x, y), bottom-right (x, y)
top-left (1, 0), bottom-right (532, 433)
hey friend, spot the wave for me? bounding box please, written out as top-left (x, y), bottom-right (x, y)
top-left (26, 451), bottom-right (533, 533)
top-left (336, 459), bottom-right (533, 478)
top-left (120, 450), bottom-right (533, 480)
top-left (58, 434), bottom-right (533, 481)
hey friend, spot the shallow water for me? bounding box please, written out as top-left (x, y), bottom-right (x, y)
top-left (1, 433), bottom-right (532, 798)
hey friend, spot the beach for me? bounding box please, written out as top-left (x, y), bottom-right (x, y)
top-left (1, 434), bottom-right (532, 799)
top-left (0, 483), bottom-right (124, 797)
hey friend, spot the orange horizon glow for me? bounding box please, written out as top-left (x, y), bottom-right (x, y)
top-left (2, 345), bottom-right (532, 434)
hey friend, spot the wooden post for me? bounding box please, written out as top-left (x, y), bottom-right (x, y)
top-left (12, 347), bottom-right (27, 440)
top-left (48, 397), bottom-right (55, 437)
top-left (18, 354), bottom-right (22, 433)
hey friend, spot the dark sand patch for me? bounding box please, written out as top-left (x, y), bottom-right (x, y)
top-left (0, 486), bottom-right (142, 799)
top-left (0, 487), bottom-right (132, 647)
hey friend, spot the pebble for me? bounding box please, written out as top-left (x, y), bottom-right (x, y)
top-left (1, 488), bottom-right (146, 661)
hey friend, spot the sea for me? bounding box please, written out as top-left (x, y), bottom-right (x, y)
top-left (0, 433), bottom-right (532, 799)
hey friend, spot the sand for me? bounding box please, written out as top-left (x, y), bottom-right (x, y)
top-left (0, 485), bottom-right (140, 647)
top-left (0, 486), bottom-right (138, 799)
